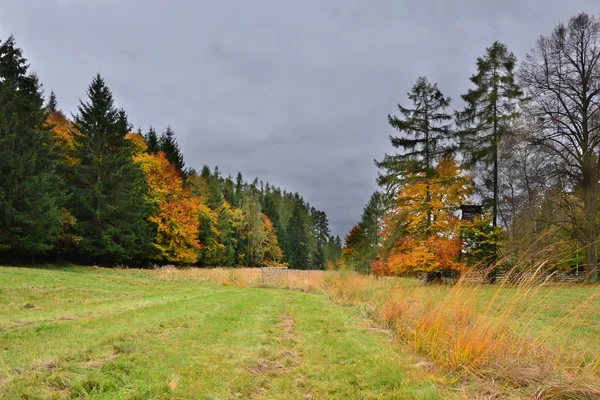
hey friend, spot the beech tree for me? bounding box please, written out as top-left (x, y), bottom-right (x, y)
top-left (135, 151), bottom-right (204, 264)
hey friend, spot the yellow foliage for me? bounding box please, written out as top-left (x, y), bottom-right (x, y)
top-left (46, 111), bottom-right (81, 165)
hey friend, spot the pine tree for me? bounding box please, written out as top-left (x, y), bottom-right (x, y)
top-left (456, 41), bottom-right (523, 228)
top-left (145, 126), bottom-right (159, 154)
top-left (285, 205), bottom-right (310, 269)
top-left (68, 74), bottom-right (151, 264)
top-left (159, 126), bottom-right (186, 176)
top-left (0, 36), bottom-right (65, 256)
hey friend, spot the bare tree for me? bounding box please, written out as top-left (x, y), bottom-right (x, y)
top-left (519, 13), bottom-right (600, 282)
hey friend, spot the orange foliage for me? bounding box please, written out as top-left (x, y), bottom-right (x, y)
top-left (134, 152), bottom-right (204, 264)
top-left (385, 236), bottom-right (462, 275)
top-left (375, 157), bottom-right (470, 276)
top-left (46, 111), bottom-right (81, 165)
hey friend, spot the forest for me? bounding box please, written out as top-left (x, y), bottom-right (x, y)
top-left (0, 36), bottom-right (342, 269)
top-left (343, 12), bottom-right (600, 283)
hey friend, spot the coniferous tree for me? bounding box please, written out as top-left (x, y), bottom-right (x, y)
top-left (354, 191), bottom-right (384, 273)
top-left (145, 126), bottom-right (159, 153)
top-left (377, 77), bottom-right (454, 191)
top-left (46, 90), bottom-right (58, 113)
top-left (456, 41), bottom-right (523, 228)
top-left (222, 175), bottom-right (235, 205)
top-left (0, 36), bottom-right (65, 256)
top-left (285, 205), bottom-right (310, 269)
top-left (234, 172), bottom-right (243, 206)
top-left (310, 208), bottom-right (330, 269)
top-left (263, 193), bottom-right (284, 247)
top-left (377, 77), bottom-right (453, 231)
top-left (69, 74), bottom-right (151, 264)
top-left (159, 126), bottom-right (186, 176)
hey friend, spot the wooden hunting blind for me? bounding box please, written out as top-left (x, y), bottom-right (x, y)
top-left (460, 204), bottom-right (483, 222)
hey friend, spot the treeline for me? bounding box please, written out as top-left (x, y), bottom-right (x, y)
top-left (344, 13), bottom-right (600, 282)
top-left (0, 36), bottom-right (342, 268)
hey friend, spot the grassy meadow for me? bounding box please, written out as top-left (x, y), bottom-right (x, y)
top-left (1, 265), bottom-right (599, 399)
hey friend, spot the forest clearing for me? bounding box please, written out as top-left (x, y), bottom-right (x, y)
top-left (4, 4), bottom-right (600, 400)
top-left (1, 265), bottom-right (598, 399)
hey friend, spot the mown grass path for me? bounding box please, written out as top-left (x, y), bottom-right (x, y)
top-left (0, 267), bottom-right (444, 399)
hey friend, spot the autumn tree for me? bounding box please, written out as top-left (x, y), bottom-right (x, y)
top-left (235, 193), bottom-right (266, 267)
top-left (135, 152), bottom-right (204, 264)
top-left (261, 213), bottom-right (283, 265)
top-left (456, 41), bottom-right (523, 229)
top-left (0, 36), bottom-right (65, 257)
top-left (376, 157), bottom-right (471, 281)
top-left (519, 13), bottom-right (600, 282)
top-left (68, 74), bottom-right (151, 264)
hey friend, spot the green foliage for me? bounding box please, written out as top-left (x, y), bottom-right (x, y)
top-left (0, 36), bottom-right (65, 256)
top-left (158, 126), bottom-right (186, 176)
top-left (460, 216), bottom-right (501, 267)
top-left (456, 41), bottom-right (523, 227)
top-left (377, 76), bottom-right (454, 195)
top-left (144, 126), bottom-right (159, 154)
top-left (68, 74), bottom-right (151, 264)
top-left (285, 205), bottom-right (310, 269)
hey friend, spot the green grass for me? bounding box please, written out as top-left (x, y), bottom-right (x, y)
top-left (0, 266), bottom-right (445, 399)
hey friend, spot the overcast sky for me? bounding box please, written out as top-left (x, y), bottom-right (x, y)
top-left (0, 1), bottom-right (597, 237)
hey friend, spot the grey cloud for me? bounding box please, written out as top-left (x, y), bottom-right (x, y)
top-left (0, 0), bottom-right (597, 236)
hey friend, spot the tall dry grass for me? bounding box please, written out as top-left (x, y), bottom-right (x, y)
top-left (152, 265), bottom-right (600, 398)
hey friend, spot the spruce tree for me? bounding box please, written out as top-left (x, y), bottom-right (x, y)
top-left (46, 90), bottom-right (58, 113)
top-left (285, 205), bottom-right (309, 269)
top-left (456, 41), bottom-right (523, 228)
top-left (145, 126), bottom-right (159, 154)
top-left (354, 191), bottom-right (384, 273)
top-left (159, 126), bottom-right (186, 176)
top-left (69, 74), bottom-right (151, 264)
top-left (263, 192), bottom-right (284, 247)
top-left (234, 172), bottom-right (243, 206)
top-left (0, 36), bottom-right (64, 256)
top-left (377, 77), bottom-right (453, 231)
top-left (377, 77), bottom-right (453, 191)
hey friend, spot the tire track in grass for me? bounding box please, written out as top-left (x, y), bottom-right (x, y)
top-left (247, 298), bottom-right (312, 400)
